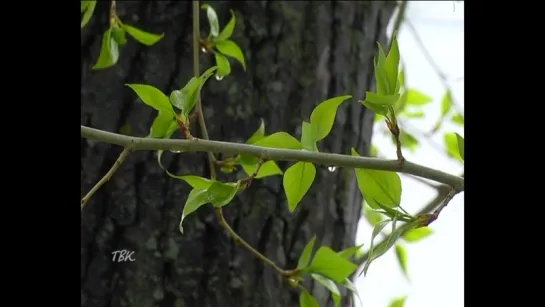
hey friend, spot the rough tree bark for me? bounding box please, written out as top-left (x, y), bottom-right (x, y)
top-left (80, 1), bottom-right (396, 306)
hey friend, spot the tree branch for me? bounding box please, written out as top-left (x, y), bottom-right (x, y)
top-left (80, 125), bottom-right (464, 191)
top-left (81, 147), bottom-right (132, 210)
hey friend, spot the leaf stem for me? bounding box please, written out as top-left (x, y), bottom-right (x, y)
top-left (81, 147), bottom-right (132, 210)
top-left (80, 125), bottom-right (464, 191)
top-left (109, 0), bottom-right (117, 26)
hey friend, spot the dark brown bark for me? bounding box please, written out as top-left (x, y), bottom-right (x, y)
top-left (80, 1), bottom-right (396, 306)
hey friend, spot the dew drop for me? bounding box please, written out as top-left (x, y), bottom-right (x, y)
top-left (328, 166), bottom-right (337, 172)
top-left (215, 75), bottom-right (224, 81)
top-left (170, 150), bottom-right (183, 153)
top-left (201, 47), bottom-right (207, 53)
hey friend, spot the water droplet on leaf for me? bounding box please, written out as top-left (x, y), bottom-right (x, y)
top-left (201, 47), bottom-right (207, 53)
top-left (328, 166), bottom-right (337, 172)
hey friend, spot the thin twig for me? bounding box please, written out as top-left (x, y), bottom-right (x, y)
top-left (81, 147), bottom-right (132, 210)
top-left (404, 20), bottom-right (464, 117)
top-left (80, 125), bottom-right (464, 191)
top-left (190, 0), bottom-right (289, 278)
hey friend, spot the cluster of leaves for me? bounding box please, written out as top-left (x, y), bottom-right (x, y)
top-left (82, 2), bottom-right (464, 306)
top-left (200, 5), bottom-right (246, 79)
top-left (81, 0), bottom-right (164, 69)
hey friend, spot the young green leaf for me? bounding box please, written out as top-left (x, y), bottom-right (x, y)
top-left (253, 132), bottom-right (303, 150)
top-left (149, 111), bottom-right (176, 138)
top-left (207, 181), bottom-right (239, 207)
top-left (337, 244), bottom-right (364, 260)
top-left (179, 189), bottom-right (210, 233)
top-left (175, 175), bottom-right (215, 190)
top-left (363, 202), bottom-right (383, 226)
top-left (383, 36), bottom-right (400, 94)
top-left (246, 119), bottom-right (265, 144)
top-left (201, 4), bottom-right (220, 38)
top-left (125, 84), bottom-right (175, 115)
top-left (81, 0), bottom-right (96, 29)
top-left (283, 162), bottom-right (316, 212)
top-left (215, 40), bottom-right (246, 70)
top-left (440, 90), bottom-right (452, 117)
top-left (405, 88), bottom-right (433, 105)
top-left (122, 24), bottom-right (164, 46)
top-left (388, 296), bottom-right (407, 307)
top-left (310, 95), bottom-right (352, 141)
top-left (111, 25), bottom-right (128, 45)
top-left (402, 226), bottom-right (433, 242)
top-left (81, 0), bottom-right (90, 12)
top-left (351, 148), bottom-right (402, 208)
top-left (451, 113), bottom-right (464, 125)
top-left (342, 278), bottom-right (364, 307)
top-left (443, 132), bottom-right (463, 162)
top-left (310, 274), bottom-right (341, 307)
top-left (215, 53), bottom-right (231, 79)
top-left (399, 131), bottom-right (419, 152)
top-left (455, 133), bottom-right (464, 160)
top-left (215, 10), bottom-right (236, 41)
top-left (92, 28), bottom-right (119, 69)
top-left (364, 92), bottom-right (400, 106)
top-left (363, 219), bottom-right (421, 275)
top-left (177, 77), bottom-right (200, 115)
top-left (361, 99), bottom-right (389, 116)
top-left (300, 121), bottom-right (318, 152)
top-left (395, 244), bottom-right (409, 279)
top-left (297, 235), bottom-right (317, 269)
top-left (306, 246), bottom-right (358, 283)
top-left (240, 160), bottom-right (283, 178)
top-left (398, 69), bottom-right (405, 88)
top-left (363, 219), bottom-right (391, 275)
top-left (299, 289), bottom-right (319, 307)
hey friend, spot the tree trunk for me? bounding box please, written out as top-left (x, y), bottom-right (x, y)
top-left (80, 1), bottom-right (396, 306)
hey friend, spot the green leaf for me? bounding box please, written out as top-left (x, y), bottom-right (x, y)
top-left (240, 160), bottom-right (283, 179)
top-left (310, 274), bottom-right (341, 307)
top-left (307, 246), bottom-right (358, 283)
top-left (283, 162), bottom-right (316, 212)
top-left (81, 0), bottom-right (90, 12)
top-left (175, 175), bottom-right (215, 189)
top-left (300, 121), bottom-right (318, 152)
top-left (169, 90), bottom-right (184, 110)
top-left (215, 10), bottom-right (236, 41)
top-left (363, 202), bottom-right (383, 226)
top-left (297, 235), bottom-right (316, 270)
top-left (179, 188), bottom-right (210, 233)
top-left (364, 219), bottom-right (391, 272)
top-left (342, 278), bottom-right (364, 307)
top-left (337, 244), bottom-right (364, 260)
top-left (149, 111), bottom-right (176, 138)
top-left (253, 132), bottom-right (303, 150)
top-left (92, 28), bottom-right (119, 69)
top-left (388, 296), bottom-right (407, 307)
top-left (384, 36), bottom-right (400, 95)
top-left (443, 132), bottom-right (463, 161)
top-left (201, 4), bottom-right (220, 38)
top-left (125, 84), bottom-right (175, 115)
top-left (361, 99), bottom-right (389, 116)
top-left (395, 244), bottom-right (409, 279)
top-left (246, 119), bottom-right (265, 144)
top-left (351, 148), bottom-right (402, 208)
top-left (405, 88), bottom-right (433, 105)
top-left (310, 95), bottom-right (352, 142)
top-left (398, 69), bottom-right (405, 88)
top-left (207, 181), bottom-right (239, 207)
top-left (399, 131), bottom-right (418, 152)
top-left (440, 90), bottom-right (452, 117)
top-left (402, 110), bottom-right (424, 118)
top-left (176, 77), bottom-right (200, 115)
top-left (299, 289), bottom-right (319, 307)
top-left (402, 226), bottom-right (433, 242)
top-left (215, 40), bottom-right (246, 70)
top-left (451, 112), bottom-right (464, 125)
top-left (455, 133), bottom-right (464, 160)
top-left (122, 24), bottom-right (164, 46)
top-left (364, 91), bottom-right (400, 106)
top-left (111, 25), bottom-right (128, 45)
top-left (81, 0), bottom-right (96, 29)
top-left (215, 53), bottom-right (231, 79)
top-left (363, 219), bottom-right (421, 275)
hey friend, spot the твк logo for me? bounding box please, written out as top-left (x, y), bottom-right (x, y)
top-left (112, 249), bottom-right (136, 262)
